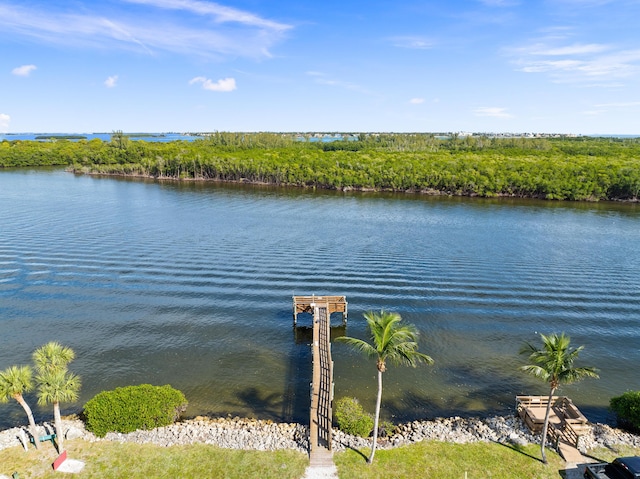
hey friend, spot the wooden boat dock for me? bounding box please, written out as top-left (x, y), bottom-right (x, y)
top-left (516, 395), bottom-right (591, 463)
top-left (293, 295), bottom-right (347, 466)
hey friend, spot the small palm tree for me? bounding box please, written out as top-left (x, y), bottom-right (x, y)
top-left (35, 369), bottom-right (81, 451)
top-left (0, 365), bottom-right (40, 449)
top-left (33, 342), bottom-right (80, 452)
top-left (32, 342), bottom-right (75, 375)
top-left (519, 332), bottom-right (599, 463)
top-left (337, 310), bottom-right (433, 464)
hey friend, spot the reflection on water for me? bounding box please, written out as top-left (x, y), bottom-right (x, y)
top-left (292, 325), bottom-right (347, 345)
top-left (0, 169), bottom-right (639, 429)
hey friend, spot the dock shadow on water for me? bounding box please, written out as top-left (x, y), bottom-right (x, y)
top-left (281, 335), bottom-right (312, 423)
top-left (280, 312), bottom-right (347, 424)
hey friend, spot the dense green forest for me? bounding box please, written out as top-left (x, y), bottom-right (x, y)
top-left (2, 132), bottom-right (639, 201)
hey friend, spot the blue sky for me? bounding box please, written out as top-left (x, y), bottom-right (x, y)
top-left (1, 0), bottom-right (639, 134)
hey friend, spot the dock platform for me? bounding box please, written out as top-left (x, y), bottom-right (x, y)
top-left (516, 395), bottom-right (591, 462)
top-left (293, 295), bottom-right (347, 464)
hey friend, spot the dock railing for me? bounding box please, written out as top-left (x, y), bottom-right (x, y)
top-left (516, 395), bottom-right (590, 447)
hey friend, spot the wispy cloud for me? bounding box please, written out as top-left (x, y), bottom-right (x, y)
top-left (0, 1), bottom-right (291, 59)
top-left (509, 35), bottom-right (640, 86)
top-left (189, 76), bottom-right (236, 92)
top-left (104, 75), bottom-right (119, 88)
top-left (552, 0), bottom-right (615, 5)
top-left (409, 98), bottom-right (425, 104)
top-left (477, 0), bottom-right (520, 6)
top-left (389, 36), bottom-right (434, 50)
top-left (11, 64), bottom-right (37, 76)
top-left (584, 100), bottom-right (640, 117)
top-left (527, 43), bottom-right (609, 56)
top-left (123, 0), bottom-right (291, 31)
top-left (0, 113), bottom-right (10, 132)
top-left (474, 107), bottom-right (513, 118)
top-left (595, 101), bottom-right (640, 108)
top-left (306, 71), bottom-right (374, 96)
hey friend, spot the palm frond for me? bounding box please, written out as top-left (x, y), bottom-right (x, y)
top-left (519, 332), bottom-right (598, 389)
top-left (36, 369), bottom-right (81, 406)
top-left (336, 336), bottom-right (378, 358)
top-left (343, 310), bottom-right (433, 369)
top-left (0, 365), bottom-right (34, 401)
top-left (33, 341), bottom-right (75, 374)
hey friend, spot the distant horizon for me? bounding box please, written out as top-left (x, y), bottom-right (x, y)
top-left (2, 131), bottom-right (639, 138)
top-left (2, 1), bottom-right (640, 134)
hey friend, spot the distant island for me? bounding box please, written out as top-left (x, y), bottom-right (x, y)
top-left (2, 132), bottom-right (640, 202)
top-left (34, 134), bottom-right (87, 140)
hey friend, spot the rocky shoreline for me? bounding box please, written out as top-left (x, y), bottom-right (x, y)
top-left (1, 415), bottom-right (639, 455)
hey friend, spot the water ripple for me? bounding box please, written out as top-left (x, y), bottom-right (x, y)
top-left (1, 170), bottom-right (639, 427)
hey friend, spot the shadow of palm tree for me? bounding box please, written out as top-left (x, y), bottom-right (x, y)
top-left (221, 387), bottom-right (283, 422)
top-left (495, 440), bottom-right (543, 463)
top-left (344, 445), bottom-right (369, 462)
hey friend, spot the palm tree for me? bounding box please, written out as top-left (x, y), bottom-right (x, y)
top-left (32, 342), bottom-right (75, 375)
top-left (519, 332), bottom-right (599, 463)
top-left (0, 365), bottom-right (40, 449)
top-left (33, 342), bottom-right (80, 452)
top-left (337, 310), bottom-right (433, 464)
top-left (35, 369), bottom-right (81, 451)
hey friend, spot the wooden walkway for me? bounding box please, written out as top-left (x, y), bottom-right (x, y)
top-left (293, 296), bottom-right (347, 465)
top-left (516, 396), bottom-right (590, 463)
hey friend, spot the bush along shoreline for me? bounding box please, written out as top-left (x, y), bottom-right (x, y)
top-left (2, 134), bottom-right (640, 201)
top-left (1, 414), bottom-right (639, 455)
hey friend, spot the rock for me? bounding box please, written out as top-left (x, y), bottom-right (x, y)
top-left (0, 414), bottom-right (638, 455)
top-left (65, 426), bottom-right (84, 440)
top-left (509, 432), bottom-right (528, 446)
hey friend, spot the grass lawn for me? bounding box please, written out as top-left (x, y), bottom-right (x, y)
top-left (1, 439), bottom-right (639, 478)
top-left (0, 440), bottom-right (308, 479)
top-left (334, 442), bottom-right (640, 479)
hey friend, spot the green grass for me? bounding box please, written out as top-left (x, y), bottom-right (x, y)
top-left (2, 439), bottom-right (639, 478)
top-left (0, 440), bottom-right (308, 479)
top-left (334, 442), bottom-right (640, 479)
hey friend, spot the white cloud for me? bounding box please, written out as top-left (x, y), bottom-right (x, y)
top-left (0, 2), bottom-right (291, 59)
top-left (517, 51), bottom-right (640, 83)
top-left (528, 43), bottom-right (609, 56)
top-left (123, 0), bottom-right (291, 32)
top-left (478, 0), bottom-right (520, 6)
top-left (552, 0), bottom-right (614, 5)
top-left (306, 71), bottom-right (373, 96)
top-left (0, 113), bottom-right (10, 132)
top-left (189, 76), bottom-right (236, 92)
top-left (12, 64), bottom-right (37, 76)
top-left (389, 36), bottom-right (434, 50)
top-left (595, 101), bottom-right (640, 108)
top-left (474, 107), bottom-right (513, 118)
top-left (409, 98), bottom-right (425, 104)
top-left (104, 75), bottom-right (119, 88)
top-left (509, 36), bottom-right (640, 86)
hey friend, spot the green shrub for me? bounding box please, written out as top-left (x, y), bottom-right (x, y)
top-left (378, 419), bottom-right (396, 438)
top-left (334, 397), bottom-right (373, 438)
top-left (83, 384), bottom-right (188, 437)
top-left (610, 391), bottom-right (640, 431)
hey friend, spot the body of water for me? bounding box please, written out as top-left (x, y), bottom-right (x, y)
top-left (1, 169), bottom-right (639, 429)
top-left (0, 133), bottom-right (198, 142)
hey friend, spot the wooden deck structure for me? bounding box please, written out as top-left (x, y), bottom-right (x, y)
top-left (516, 395), bottom-right (591, 463)
top-left (292, 295), bottom-right (347, 326)
top-left (293, 295), bottom-right (346, 466)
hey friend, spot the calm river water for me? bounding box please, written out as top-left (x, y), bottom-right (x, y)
top-left (1, 169), bottom-right (639, 429)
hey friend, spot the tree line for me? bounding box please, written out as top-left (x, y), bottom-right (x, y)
top-left (1, 133), bottom-right (639, 201)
